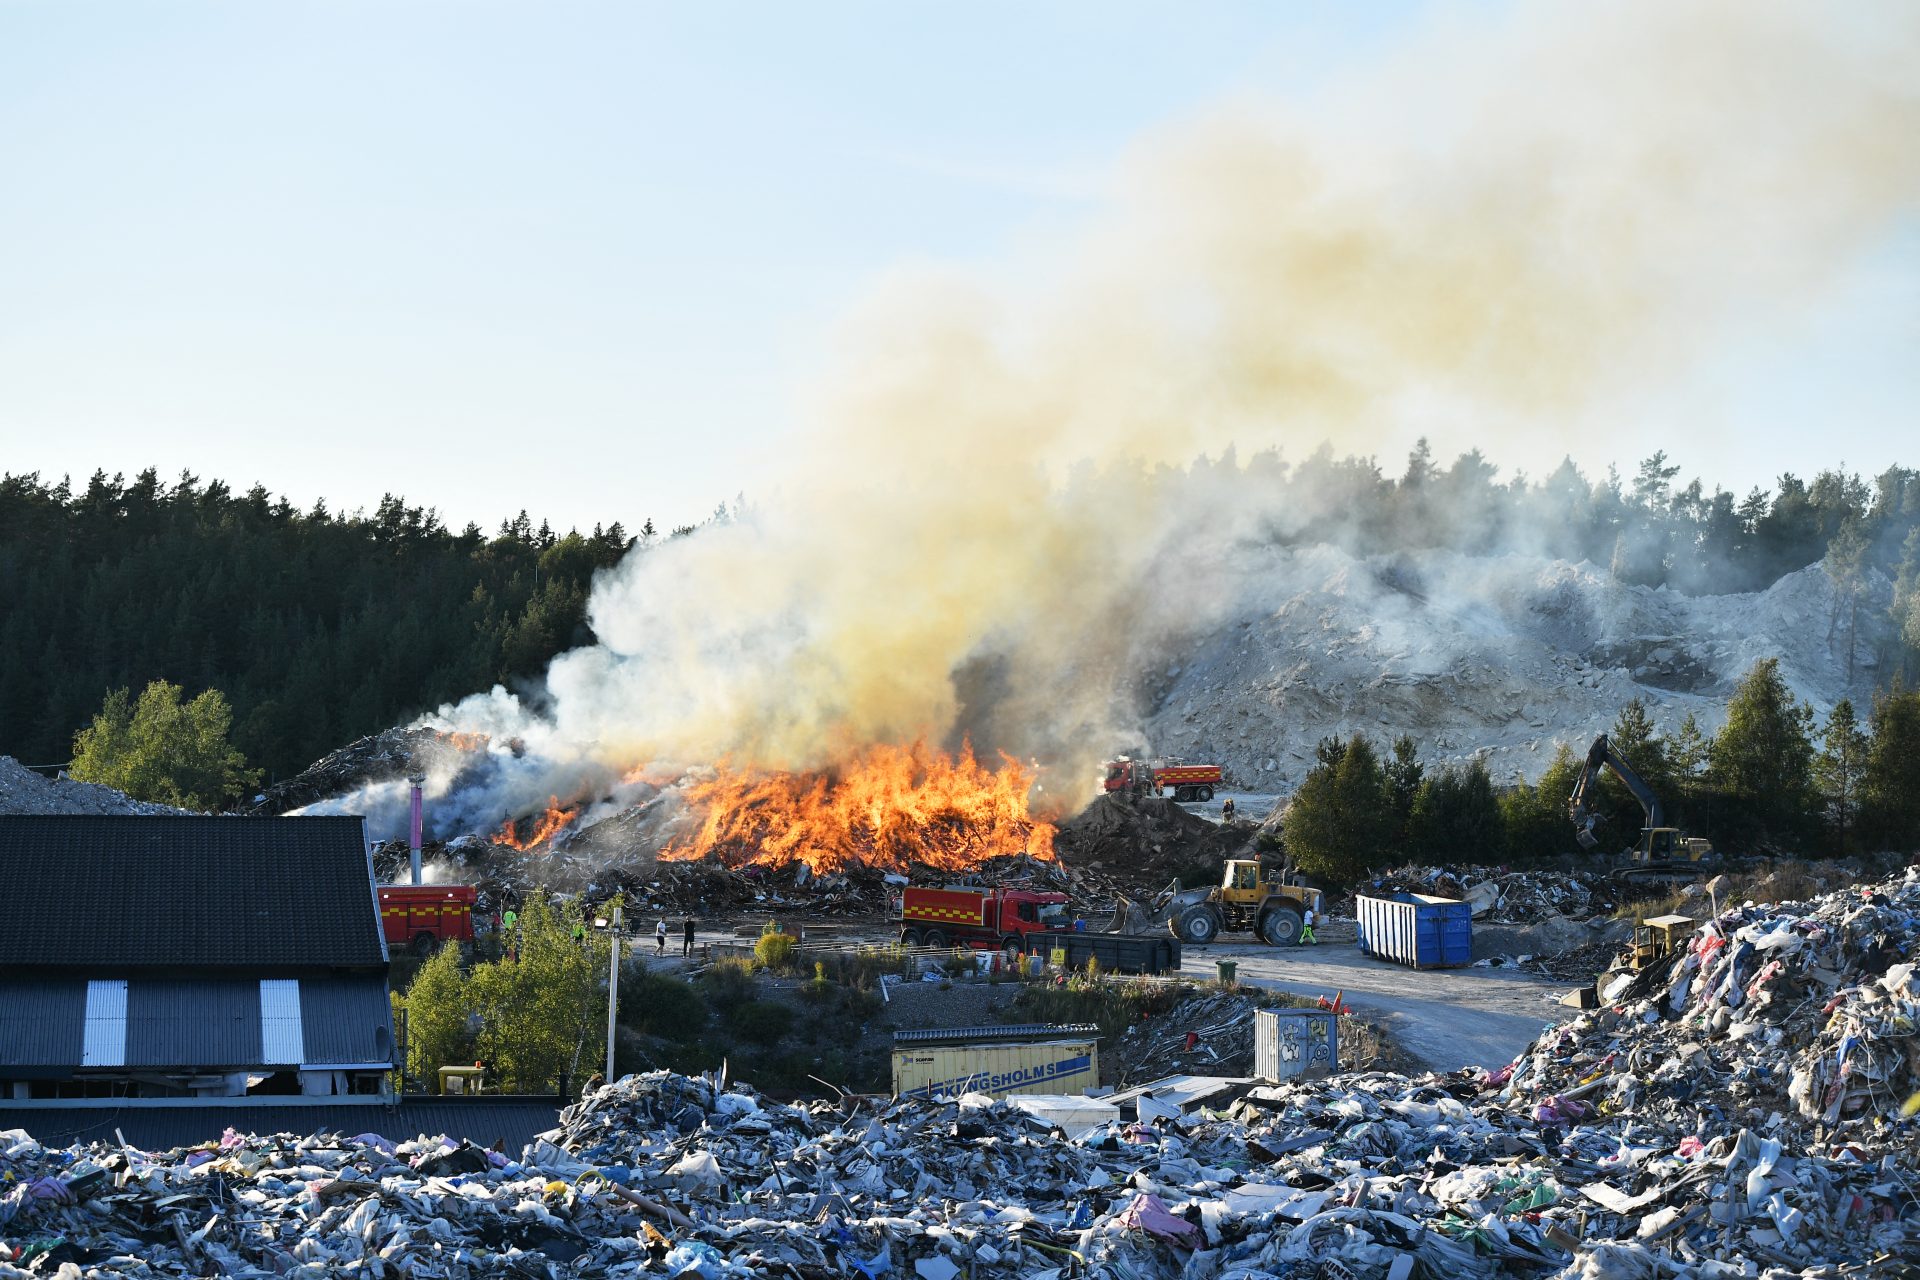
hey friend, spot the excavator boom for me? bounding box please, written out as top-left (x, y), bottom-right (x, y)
top-left (1568, 733), bottom-right (1666, 849)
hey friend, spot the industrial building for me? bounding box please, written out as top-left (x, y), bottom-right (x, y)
top-left (0, 814), bottom-right (396, 1102)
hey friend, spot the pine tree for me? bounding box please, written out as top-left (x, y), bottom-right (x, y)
top-left (1814, 699), bottom-right (1869, 854)
top-left (1283, 736), bottom-right (1394, 884)
top-left (1708, 659), bottom-right (1817, 848)
top-left (1859, 685), bottom-right (1920, 852)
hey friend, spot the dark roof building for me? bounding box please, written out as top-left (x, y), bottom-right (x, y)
top-left (0, 816), bottom-right (395, 1103)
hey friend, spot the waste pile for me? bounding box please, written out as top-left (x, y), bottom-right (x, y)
top-left (7, 863), bottom-right (1920, 1280)
top-left (1351, 864), bottom-right (1622, 925)
top-left (1053, 795), bottom-right (1251, 879)
top-left (0, 756), bottom-right (187, 817)
top-left (249, 727), bottom-right (450, 814)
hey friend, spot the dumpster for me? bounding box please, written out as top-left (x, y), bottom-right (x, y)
top-left (1252, 1008), bottom-right (1339, 1081)
top-left (1355, 892), bottom-right (1471, 969)
top-left (1024, 931), bottom-right (1181, 975)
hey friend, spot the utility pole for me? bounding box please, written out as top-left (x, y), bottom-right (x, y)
top-left (604, 905), bottom-right (622, 1088)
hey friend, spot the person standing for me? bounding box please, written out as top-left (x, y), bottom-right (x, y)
top-left (1221, 797), bottom-right (1236, 824)
top-left (681, 916), bottom-right (696, 957)
top-left (655, 918), bottom-right (668, 955)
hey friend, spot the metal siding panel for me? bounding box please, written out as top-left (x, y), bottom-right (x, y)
top-left (125, 980), bottom-right (262, 1067)
top-left (0, 980), bottom-right (87, 1068)
top-left (82, 980), bottom-right (127, 1067)
top-left (299, 976), bottom-right (396, 1066)
top-left (260, 980), bottom-right (306, 1065)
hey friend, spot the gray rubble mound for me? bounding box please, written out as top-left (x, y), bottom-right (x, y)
top-left (0, 755), bottom-right (189, 816)
top-left (1053, 794), bottom-right (1252, 877)
top-left (1145, 548), bottom-right (1890, 792)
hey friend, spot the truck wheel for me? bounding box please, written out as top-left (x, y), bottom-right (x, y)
top-left (1173, 786), bottom-right (1193, 802)
top-left (901, 928), bottom-right (923, 946)
top-left (1001, 936), bottom-right (1025, 965)
top-left (410, 931), bottom-right (438, 956)
top-left (1198, 786), bottom-right (1214, 802)
top-left (1259, 908), bottom-right (1303, 947)
top-left (922, 928), bottom-right (948, 949)
top-left (1175, 907), bottom-right (1219, 944)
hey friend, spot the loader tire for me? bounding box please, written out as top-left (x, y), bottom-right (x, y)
top-left (1259, 907), bottom-right (1303, 947)
top-left (1175, 906), bottom-right (1220, 945)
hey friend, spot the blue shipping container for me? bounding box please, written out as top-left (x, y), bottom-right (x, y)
top-left (1355, 893), bottom-right (1472, 969)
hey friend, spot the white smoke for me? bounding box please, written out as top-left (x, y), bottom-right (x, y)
top-left (400, 0), bottom-right (1918, 826)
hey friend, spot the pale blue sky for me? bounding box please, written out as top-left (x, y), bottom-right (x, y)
top-left (1, 1), bottom-right (1913, 533)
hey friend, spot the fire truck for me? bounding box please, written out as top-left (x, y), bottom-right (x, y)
top-left (378, 885), bottom-right (476, 954)
top-left (1102, 756), bottom-right (1223, 803)
top-left (898, 885), bottom-right (1073, 959)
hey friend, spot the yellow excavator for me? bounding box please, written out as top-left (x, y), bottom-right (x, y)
top-left (1568, 734), bottom-right (1715, 879)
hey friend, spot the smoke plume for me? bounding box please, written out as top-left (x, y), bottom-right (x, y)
top-left (405, 1), bottom-right (1917, 825)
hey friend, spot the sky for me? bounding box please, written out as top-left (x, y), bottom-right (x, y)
top-left (1, 1), bottom-right (1914, 536)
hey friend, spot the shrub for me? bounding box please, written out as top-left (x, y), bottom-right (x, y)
top-left (700, 956), bottom-right (758, 1011)
top-left (619, 969), bottom-right (707, 1042)
top-left (728, 999), bottom-right (795, 1046)
top-left (755, 931), bottom-right (798, 972)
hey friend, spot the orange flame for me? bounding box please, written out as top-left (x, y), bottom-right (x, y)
top-left (661, 742), bottom-right (1055, 875)
top-left (498, 796), bottom-right (578, 850)
top-left (436, 730), bottom-right (490, 752)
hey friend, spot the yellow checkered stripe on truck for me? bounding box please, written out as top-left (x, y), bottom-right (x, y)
top-left (908, 906), bottom-right (985, 922)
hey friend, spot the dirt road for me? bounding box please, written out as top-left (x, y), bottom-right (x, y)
top-left (1195, 937), bottom-right (1570, 1073)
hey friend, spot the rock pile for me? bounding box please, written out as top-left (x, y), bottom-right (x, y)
top-left (0, 756), bottom-right (187, 816)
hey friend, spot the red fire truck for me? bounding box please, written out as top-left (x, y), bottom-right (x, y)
top-left (1103, 757), bottom-right (1223, 803)
top-left (898, 885), bottom-right (1073, 958)
top-left (379, 885), bottom-right (477, 953)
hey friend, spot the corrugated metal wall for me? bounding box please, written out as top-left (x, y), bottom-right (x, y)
top-left (0, 979), bottom-right (86, 1068)
top-left (259, 980), bottom-right (306, 1065)
top-left (126, 980), bottom-right (261, 1067)
top-left (81, 979), bottom-right (128, 1067)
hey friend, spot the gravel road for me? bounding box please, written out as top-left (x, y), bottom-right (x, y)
top-left (1192, 936), bottom-right (1570, 1073)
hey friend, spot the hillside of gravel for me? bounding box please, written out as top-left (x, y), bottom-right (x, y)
top-left (0, 756), bottom-right (190, 816)
top-left (1141, 549), bottom-right (1887, 792)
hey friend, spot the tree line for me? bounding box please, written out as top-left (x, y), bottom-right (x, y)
top-left (0, 468), bottom-right (696, 790)
top-left (1281, 659), bottom-right (1920, 883)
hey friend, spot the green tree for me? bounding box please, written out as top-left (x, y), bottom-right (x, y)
top-left (1814, 699), bottom-right (1869, 854)
top-left (69, 680), bottom-right (260, 808)
top-left (467, 892), bottom-right (609, 1093)
top-left (1499, 743), bottom-right (1583, 863)
top-left (1382, 735), bottom-right (1424, 844)
top-left (1406, 760), bottom-right (1503, 864)
top-left (1283, 735), bottom-right (1395, 884)
top-left (395, 942), bottom-right (474, 1087)
top-left (1668, 712), bottom-right (1710, 781)
top-left (1708, 658), bottom-right (1817, 848)
top-left (1859, 685), bottom-right (1920, 852)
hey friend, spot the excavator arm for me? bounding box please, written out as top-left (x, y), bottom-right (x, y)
top-left (1568, 733), bottom-right (1665, 850)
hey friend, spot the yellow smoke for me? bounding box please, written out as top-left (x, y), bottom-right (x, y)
top-left (459, 0), bottom-right (1920, 804)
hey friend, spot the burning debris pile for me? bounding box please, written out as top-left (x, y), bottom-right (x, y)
top-left (8, 872), bottom-right (1915, 1278)
top-left (661, 742), bottom-right (1056, 875)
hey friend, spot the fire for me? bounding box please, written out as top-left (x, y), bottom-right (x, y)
top-left (498, 797), bottom-right (578, 850)
top-left (436, 730), bottom-right (490, 752)
top-left (661, 741), bottom-right (1056, 875)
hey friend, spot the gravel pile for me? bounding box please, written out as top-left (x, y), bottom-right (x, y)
top-left (0, 756), bottom-right (188, 816)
